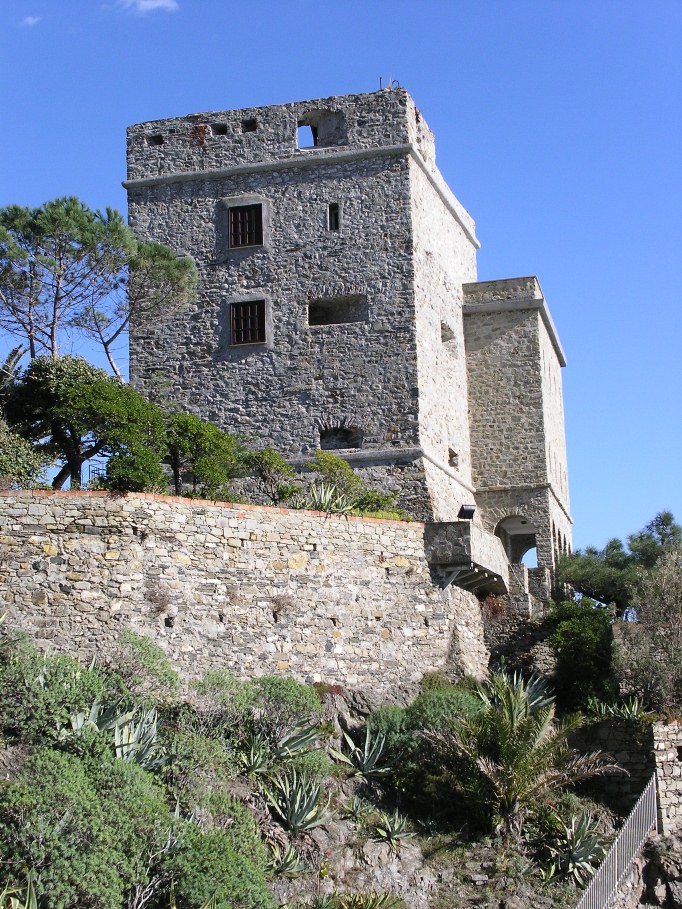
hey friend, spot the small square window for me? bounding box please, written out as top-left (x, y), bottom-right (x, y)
top-left (448, 449), bottom-right (459, 469)
top-left (229, 204), bottom-right (263, 248)
top-left (146, 134), bottom-right (164, 147)
top-left (231, 300), bottom-right (266, 345)
top-left (297, 123), bottom-right (318, 148)
top-left (328, 203), bottom-right (340, 231)
top-left (211, 122), bottom-right (228, 136)
top-left (242, 119), bottom-right (258, 133)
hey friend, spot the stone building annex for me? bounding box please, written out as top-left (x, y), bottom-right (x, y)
top-left (123, 87), bottom-right (572, 610)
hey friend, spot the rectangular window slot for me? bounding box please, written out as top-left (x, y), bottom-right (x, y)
top-left (231, 300), bottom-right (266, 345)
top-left (320, 427), bottom-right (363, 450)
top-left (146, 134), bottom-right (164, 147)
top-left (328, 203), bottom-right (340, 231)
top-left (308, 295), bottom-right (368, 326)
top-left (297, 123), bottom-right (318, 148)
top-left (211, 122), bottom-right (228, 136)
top-left (242, 119), bottom-right (257, 133)
top-left (229, 204), bottom-right (263, 248)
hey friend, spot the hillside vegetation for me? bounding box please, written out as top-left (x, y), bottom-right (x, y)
top-left (0, 624), bottom-right (625, 909)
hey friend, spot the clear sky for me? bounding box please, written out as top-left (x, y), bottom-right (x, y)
top-left (0, 0), bottom-right (680, 550)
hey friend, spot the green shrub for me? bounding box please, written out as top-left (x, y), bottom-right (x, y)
top-left (405, 685), bottom-right (483, 733)
top-left (547, 601), bottom-right (617, 710)
top-left (103, 445), bottom-right (168, 493)
top-left (195, 791), bottom-right (268, 871)
top-left (367, 705), bottom-right (410, 761)
top-left (0, 641), bottom-right (107, 743)
top-left (110, 629), bottom-right (179, 707)
top-left (165, 730), bottom-right (237, 795)
top-left (165, 826), bottom-right (274, 909)
top-left (0, 749), bottom-right (127, 908)
top-left (248, 676), bottom-right (322, 739)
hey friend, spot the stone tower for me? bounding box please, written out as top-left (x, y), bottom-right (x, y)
top-left (124, 88), bottom-right (572, 596)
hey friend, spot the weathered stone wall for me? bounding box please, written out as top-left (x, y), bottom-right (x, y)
top-left (409, 147), bottom-right (478, 521)
top-left (654, 721), bottom-right (682, 834)
top-left (0, 490), bottom-right (489, 697)
top-left (463, 278), bottom-right (571, 569)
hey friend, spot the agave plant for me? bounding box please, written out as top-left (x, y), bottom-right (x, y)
top-left (0, 872), bottom-right (37, 909)
top-left (274, 722), bottom-right (321, 759)
top-left (113, 707), bottom-right (166, 771)
top-left (371, 810), bottom-right (415, 853)
top-left (543, 812), bottom-right (607, 885)
top-left (587, 696), bottom-right (648, 720)
top-left (264, 769), bottom-right (332, 834)
top-left (293, 893), bottom-right (398, 909)
top-left (305, 482), bottom-right (354, 515)
top-left (341, 796), bottom-right (373, 824)
top-left (330, 728), bottom-right (393, 779)
top-left (237, 733), bottom-right (272, 776)
top-left (265, 842), bottom-right (310, 878)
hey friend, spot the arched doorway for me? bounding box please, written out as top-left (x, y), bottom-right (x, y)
top-left (495, 515), bottom-right (539, 566)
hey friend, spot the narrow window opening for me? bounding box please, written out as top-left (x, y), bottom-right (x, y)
top-left (441, 322), bottom-right (455, 343)
top-left (230, 300), bottom-right (266, 345)
top-left (297, 123), bottom-right (318, 148)
top-left (319, 427), bottom-right (363, 450)
top-left (308, 295), bottom-right (368, 326)
top-left (448, 449), bottom-right (459, 469)
top-left (228, 204), bottom-right (263, 248)
top-left (146, 134), bottom-right (164, 147)
top-left (328, 203), bottom-right (340, 231)
top-left (677, 746), bottom-right (682, 762)
top-left (211, 122), bottom-right (228, 136)
top-left (242, 118), bottom-right (257, 133)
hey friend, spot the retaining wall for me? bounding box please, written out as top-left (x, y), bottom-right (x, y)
top-left (0, 490), bottom-right (488, 697)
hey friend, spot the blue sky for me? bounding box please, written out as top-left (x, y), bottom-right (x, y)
top-left (0, 0), bottom-right (680, 549)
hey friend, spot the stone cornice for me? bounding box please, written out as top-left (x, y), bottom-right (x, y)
top-left (122, 143), bottom-right (479, 248)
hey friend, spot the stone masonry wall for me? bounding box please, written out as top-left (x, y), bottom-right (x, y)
top-left (409, 150), bottom-right (478, 522)
top-left (0, 491), bottom-right (489, 697)
top-left (654, 721), bottom-right (682, 834)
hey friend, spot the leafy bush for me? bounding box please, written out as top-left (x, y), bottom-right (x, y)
top-left (0, 640), bottom-right (107, 743)
top-left (194, 791), bottom-right (269, 871)
top-left (0, 749), bottom-right (129, 908)
top-left (165, 826), bottom-right (274, 909)
top-left (0, 416), bottom-right (45, 488)
top-left (405, 685), bottom-right (484, 732)
top-left (104, 444), bottom-right (168, 492)
top-left (547, 600), bottom-right (617, 710)
top-left (110, 629), bottom-right (179, 706)
top-left (248, 676), bottom-right (322, 740)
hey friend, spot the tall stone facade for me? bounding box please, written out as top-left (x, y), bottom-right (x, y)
top-left (124, 88), bottom-right (571, 592)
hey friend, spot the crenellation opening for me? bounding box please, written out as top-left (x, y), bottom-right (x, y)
top-left (297, 123), bottom-right (318, 148)
top-left (211, 122), bottom-right (228, 136)
top-left (241, 118), bottom-right (258, 133)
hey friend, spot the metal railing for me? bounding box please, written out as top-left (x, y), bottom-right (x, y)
top-left (575, 773), bottom-right (658, 909)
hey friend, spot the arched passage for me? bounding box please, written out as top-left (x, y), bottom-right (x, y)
top-left (494, 515), bottom-right (539, 565)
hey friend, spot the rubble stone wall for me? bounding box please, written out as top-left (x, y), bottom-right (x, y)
top-left (0, 490), bottom-right (489, 697)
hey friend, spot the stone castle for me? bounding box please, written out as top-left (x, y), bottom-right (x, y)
top-left (123, 88), bottom-right (571, 604)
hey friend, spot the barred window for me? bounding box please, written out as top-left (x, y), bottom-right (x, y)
top-left (228, 204), bottom-right (263, 248)
top-left (231, 300), bottom-right (266, 345)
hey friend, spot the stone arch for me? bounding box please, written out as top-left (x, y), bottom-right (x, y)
top-left (495, 515), bottom-right (539, 565)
